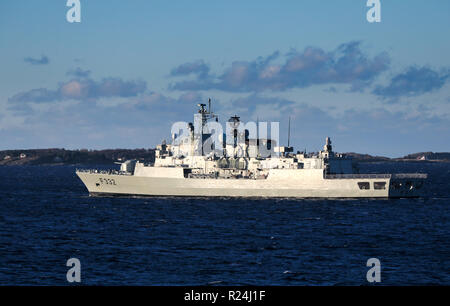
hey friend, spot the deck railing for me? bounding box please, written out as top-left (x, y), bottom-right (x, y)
top-left (75, 169), bottom-right (132, 176)
top-left (325, 173), bottom-right (427, 179)
top-left (76, 168), bottom-right (427, 180)
top-left (392, 173), bottom-right (428, 179)
top-left (324, 173), bottom-right (391, 179)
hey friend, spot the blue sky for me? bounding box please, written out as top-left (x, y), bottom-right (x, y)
top-left (0, 0), bottom-right (449, 156)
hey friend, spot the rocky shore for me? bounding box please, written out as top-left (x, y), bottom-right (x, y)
top-left (0, 148), bottom-right (448, 166)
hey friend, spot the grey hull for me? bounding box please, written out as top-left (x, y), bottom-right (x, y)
top-left (76, 171), bottom-right (424, 198)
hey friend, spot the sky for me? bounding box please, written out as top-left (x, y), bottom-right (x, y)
top-left (0, 0), bottom-right (449, 157)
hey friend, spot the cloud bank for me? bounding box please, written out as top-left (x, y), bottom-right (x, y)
top-left (66, 67), bottom-right (92, 78)
top-left (373, 66), bottom-right (450, 100)
top-left (170, 60), bottom-right (210, 80)
top-left (24, 55), bottom-right (50, 65)
top-left (9, 77), bottom-right (147, 104)
top-left (169, 41), bottom-right (390, 92)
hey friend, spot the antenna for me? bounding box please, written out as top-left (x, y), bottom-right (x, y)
top-left (256, 116), bottom-right (259, 139)
top-left (287, 116), bottom-right (291, 148)
top-left (256, 116), bottom-right (260, 157)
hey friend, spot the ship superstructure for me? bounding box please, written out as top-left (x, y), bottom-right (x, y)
top-left (76, 100), bottom-right (427, 198)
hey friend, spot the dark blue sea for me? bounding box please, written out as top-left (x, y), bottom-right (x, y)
top-left (0, 162), bottom-right (449, 285)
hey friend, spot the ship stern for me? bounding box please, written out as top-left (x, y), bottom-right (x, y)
top-left (388, 173), bottom-right (427, 198)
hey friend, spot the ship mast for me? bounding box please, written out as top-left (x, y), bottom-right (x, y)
top-left (288, 116), bottom-right (291, 148)
top-left (256, 116), bottom-right (259, 158)
top-left (196, 98), bottom-right (218, 156)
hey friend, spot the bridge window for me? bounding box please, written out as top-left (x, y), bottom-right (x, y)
top-left (374, 182), bottom-right (386, 190)
top-left (183, 168), bottom-right (192, 178)
top-left (358, 182), bottom-right (370, 190)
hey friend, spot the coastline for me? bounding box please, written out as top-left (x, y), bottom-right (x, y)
top-left (0, 148), bottom-right (448, 166)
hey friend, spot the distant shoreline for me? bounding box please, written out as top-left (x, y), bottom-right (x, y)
top-left (0, 148), bottom-right (155, 166)
top-left (0, 148), bottom-right (449, 166)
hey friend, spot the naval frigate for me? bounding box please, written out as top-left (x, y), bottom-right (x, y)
top-left (76, 100), bottom-right (427, 198)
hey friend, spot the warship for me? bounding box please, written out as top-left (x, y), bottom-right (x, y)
top-left (77, 100), bottom-right (427, 198)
